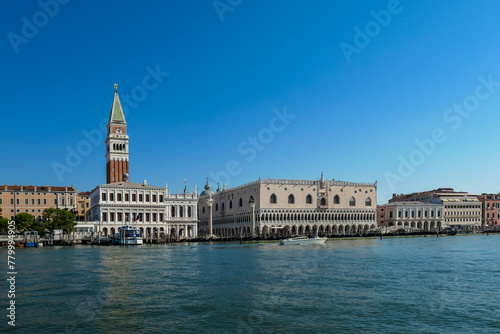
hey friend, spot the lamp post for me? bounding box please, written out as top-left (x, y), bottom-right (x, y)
top-left (206, 195), bottom-right (214, 238)
top-left (249, 196), bottom-right (256, 238)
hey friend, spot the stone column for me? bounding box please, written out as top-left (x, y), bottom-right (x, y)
top-left (206, 197), bottom-right (214, 237)
top-left (251, 203), bottom-right (256, 237)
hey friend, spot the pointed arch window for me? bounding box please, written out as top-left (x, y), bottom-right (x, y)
top-left (288, 194), bottom-right (295, 204)
top-left (320, 197), bottom-right (326, 206)
top-left (221, 203), bottom-right (225, 211)
top-left (229, 200), bottom-right (233, 209)
top-left (239, 198), bottom-right (243, 207)
top-left (365, 197), bottom-right (372, 206)
top-left (215, 203), bottom-right (219, 211)
top-left (306, 194), bottom-right (312, 204)
top-left (349, 197), bottom-right (356, 207)
top-left (270, 194), bottom-right (277, 204)
top-left (334, 195), bottom-right (340, 204)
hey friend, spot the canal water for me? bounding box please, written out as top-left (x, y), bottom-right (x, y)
top-left (2, 235), bottom-right (500, 333)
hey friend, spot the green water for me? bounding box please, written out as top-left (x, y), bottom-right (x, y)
top-left (2, 235), bottom-right (500, 333)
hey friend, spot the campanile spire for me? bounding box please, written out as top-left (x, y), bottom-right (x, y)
top-left (105, 84), bottom-right (129, 183)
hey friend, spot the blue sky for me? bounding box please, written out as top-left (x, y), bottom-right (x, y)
top-left (1, 0), bottom-right (500, 203)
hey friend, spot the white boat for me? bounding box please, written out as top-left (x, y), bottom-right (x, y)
top-left (279, 236), bottom-right (327, 245)
top-left (115, 226), bottom-right (143, 245)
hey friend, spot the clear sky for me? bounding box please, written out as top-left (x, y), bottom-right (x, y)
top-left (2, 0), bottom-right (500, 203)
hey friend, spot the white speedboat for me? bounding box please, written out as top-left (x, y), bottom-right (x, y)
top-left (115, 226), bottom-right (143, 245)
top-left (279, 236), bottom-right (327, 245)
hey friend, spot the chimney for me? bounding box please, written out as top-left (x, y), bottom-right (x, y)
top-left (4, 183), bottom-right (7, 191)
top-left (34, 186), bottom-right (37, 191)
top-left (20, 184), bottom-right (23, 191)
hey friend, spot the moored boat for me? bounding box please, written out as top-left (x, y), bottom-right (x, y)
top-left (279, 235), bottom-right (327, 245)
top-left (115, 225), bottom-right (143, 245)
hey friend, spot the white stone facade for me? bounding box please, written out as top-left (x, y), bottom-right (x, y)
top-left (198, 174), bottom-right (378, 237)
top-left (377, 202), bottom-right (444, 232)
top-left (89, 181), bottom-right (198, 239)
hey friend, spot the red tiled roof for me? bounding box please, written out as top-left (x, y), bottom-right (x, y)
top-left (1, 184), bottom-right (76, 192)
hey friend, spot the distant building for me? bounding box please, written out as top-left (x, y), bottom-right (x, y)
top-left (76, 191), bottom-right (91, 221)
top-left (86, 85), bottom-right (198, 239)
top-left (477, 194), bottom-right (500, 228)
top-left (377, 202), bottom-right (443, 232)
top-left (198, 173), bottom-right (378, 237)
top-left (389, 188), bottom-right (481, 230)
top-left (0, 183), bottom-right (77, 220)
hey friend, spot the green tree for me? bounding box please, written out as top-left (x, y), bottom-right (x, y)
top-left (0, 217), bottom-right (9, 234)
top-left (13, 212), bottom-right (35, 232)
top-left (43, 208), bottom-right (77, 233)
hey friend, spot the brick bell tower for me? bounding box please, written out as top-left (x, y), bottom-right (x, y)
top-left (106, 84), bottom-right (129, 183)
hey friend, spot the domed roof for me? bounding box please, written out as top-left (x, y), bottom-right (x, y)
top-left (200, 180), bottom-right (214, 197)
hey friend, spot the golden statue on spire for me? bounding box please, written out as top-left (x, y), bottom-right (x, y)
top-left (114, 84), bottom-right (118, 92)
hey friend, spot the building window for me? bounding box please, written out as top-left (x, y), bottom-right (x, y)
top-left (160, 213), bottom-right (164, 221)
top-left (109, 193), bottom-right (114, 201)
top-left (25, 199), bottom-right (28, 205)
top-left (239, 198), bottom-right (243, 207)
top-left (31, 199), bottom-right (35, 205)
top-left (102, 193), bottom-right (106, 201)
top-left (288, 194), bottom-right (295, 204)
top-left (405, 211), bottom-right (408, 218)
top-left (153, 213), bottom-right (157, 222)
top-left (44, 199), bottom-right (47, 205)
top-left (146, 213), bottom-right (150, 221)
top-left (10, 198), bottom-right (13, 205)
top-left (159, 195), bottom-right (163, 202)
top-left (0, 199), bottom-right (2, 205)
top-left (398, 211), bottom-right (402, 218)
top-left (389, 211), bottom-right (393, 218)
top-left (180, 207), bottom-right (184, 217)
top-left (53, 199), bottom-right (57, 205)
top-left (146, 194), bottom-right (150, 202)
top-left (171, 206), bottom-right (175, 217)
top-left (139, 194), bottom-right (143, 202)
top-left (306, 194), bottom-right (312, 204)
top-left (188, 207), bottom-right (192, 217)
top-left (334, 195), bottom-right (340, 204)
top-left (202, 206), bottom-right (205, 214)
top-left (229, 200), bottom-right (233, 209)
top-left (221, 203), bottom-right (225, 211)
top-left (117, 213), bottom-right (122, 222)
top-left (102, 213), bottom-right (107, 221)
top-left (349, 197), bottom-right (356, 207)
top-left (215, 203), bottom-right (218, 211)
top-left (37, 199), bottom-right (40, 205)
top-left (320, 197), bottom-right (326, 206)
top-left (125, 193), bottom-right (129, 201)
top-left (365, 197), bottom-right (372, 206)
top-left (270, 194), bottom-right (277, 204)
top-left (117, 193), bottom-right (122, 201)
top-left (132, 194), bottom-right (136, 201)
top-left (110, 213), bottom-right (115, 221)
top-left (153, 195), bottom-right (157, 202)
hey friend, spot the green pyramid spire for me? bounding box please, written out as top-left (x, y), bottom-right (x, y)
top-left (109, 84), bottom-right (126, 123)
